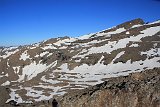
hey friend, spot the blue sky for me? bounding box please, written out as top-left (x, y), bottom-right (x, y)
top-left (0, 0), bottom-right (160, 46)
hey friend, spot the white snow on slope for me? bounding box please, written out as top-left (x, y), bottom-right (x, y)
top-left (7, 59), bottom-right (10, 67)
top-left (29, 43), bottom-right (40, 49)
top-left (19, 51), bottom-right (30, 61)
top-left (2, 46), bottom-right (18, 51)
top-left (78, 33), bottom-right (94, 40)
top-left (56, 56), bottom-right (160, 85)
top-left (147, 20), bottom-right (160, 25)
top-left (47, 53), bottom-right (53, 57)
top-left (141, 48), bottom-right (160, 58)
top-left (54, 38), bottom-right (77, 46)
top-left (18, 85), bottom-right (66, 102)
top-left (73, 26), bottom-right (160, 58)
top-left (129, 43), bottom-right (139, 47)
top-left (78, 39), bottom-right (108, 48)
top-left (18, 61), bottom-right (57, 81)
top-left (6, 84), bottom-right (67, 103)
top-left (126, 31), bottom-right (130, 34)
top-left (131, 24), bottom-right (142, 28)
top-left (0, 49), bottom-right (19, 59)
top-left (1, 81), bottom-right (10, 86)
top-left (40, 51), bottom-right (49, 57)
top-left (107, 27), bottom-right (126, 34)
top-left (41, 76), bottom-right (60, 84)
top-left (25, 87), bottom-right (43, 100)
top-left (6, 88), bottom-right (33, 104)
top-left (94, 27), bottom-right (126, 36)
top-left (41, 44), bottom-right (57, 50)
top-left (30, 47), bottom-right (37, 49)
top-left (6, 89), bottom-right (23, 104)
top-left (13, 66), bottom-right (21, 74)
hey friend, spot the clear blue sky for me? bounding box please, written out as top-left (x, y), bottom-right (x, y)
top-left (0, 0), bottom-right (160, 46)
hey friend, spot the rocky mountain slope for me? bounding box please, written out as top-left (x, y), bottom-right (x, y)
top-left (60, 68), bottom-right (160, 107)
top-left (0, 18), bottom-right (160, 105)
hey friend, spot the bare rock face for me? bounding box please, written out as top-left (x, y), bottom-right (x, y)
top-left (0, 86), bottom-right (10, 106)
top-left (59, 68), bottom-right (160, 107)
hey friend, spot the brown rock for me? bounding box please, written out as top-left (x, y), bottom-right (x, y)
top-left (59, 68), bottom-right (160, 107)
top-left (0, 86), bottom-right (10, 106)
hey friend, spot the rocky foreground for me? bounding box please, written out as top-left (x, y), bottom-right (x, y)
top-left (1, 67), bottom-right (160, 107)
top-left (60, 68), bottom-right (160, 107)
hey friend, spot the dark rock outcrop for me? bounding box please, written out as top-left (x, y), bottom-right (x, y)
top-left (0, 86), bottom-right (10, 107)
top-left (52, 99), bottom-right (58, 107)
top-left (59, 68), bottom-right (160, 107)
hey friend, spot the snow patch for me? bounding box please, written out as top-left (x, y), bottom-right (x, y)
top-left (131, 24), bottom-right (142, 28)
top-left (13, 66), bottom-right (21, 74)
top-left (18, 61), bottom-right (57, 81)
top-left (141, 48), bottom-right (160, 58)
top-left (40, 51), bottom-right (49, 57)
top-left (41, 76), bottom-right (60, 84)
top-left (54, 38), bottom-right (77, 46)
top-left (1, 81), bottom-right (10, 86)
top-left (107, 27), bottom-right (126, 34)
top-left (19, 51), bottom-right (30, 61)
top-left (147, 20), bottom-right (160, 25)
top-left (6, 89), bottom-right (23, 104)
top-left (0, 49), bottom-right (19, 59)
top-left (129, 43), bottom-right (139, 47)
top-left (126, 31), bottom-right (130, 34)
top-left (41, 44), bottom-right (57, 50)
top-left (78, 33), bottom-right (94, 40)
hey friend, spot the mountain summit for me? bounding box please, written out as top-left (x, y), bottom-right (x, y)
top-left (0, 18), bottom-right (160, 105)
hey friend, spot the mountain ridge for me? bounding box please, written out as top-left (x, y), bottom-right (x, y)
top-left (0, 18), bottom-right (160, 106)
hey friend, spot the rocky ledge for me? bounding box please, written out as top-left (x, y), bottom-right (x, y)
top-left (59, 68), bottom-right (160, 107)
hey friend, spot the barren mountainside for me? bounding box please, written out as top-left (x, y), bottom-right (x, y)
top-left (60, 68), bottom-right (160, 107)
top-left (0, 18), bottom-right (160, 106)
